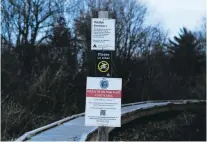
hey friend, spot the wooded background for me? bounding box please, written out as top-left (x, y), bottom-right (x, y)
top-left (1, 0), bottom-right (206, 140)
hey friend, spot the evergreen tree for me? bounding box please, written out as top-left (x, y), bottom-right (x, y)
top-left (167, 27), bottom-right (205, 77)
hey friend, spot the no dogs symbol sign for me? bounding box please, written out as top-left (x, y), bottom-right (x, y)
top-left (96, 51), bottom-right (111, 77)
top-left (98, 61), bottom-right (109, 72)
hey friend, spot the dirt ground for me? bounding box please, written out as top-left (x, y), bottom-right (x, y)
top-left (109, 111), bottom-right (206, 141)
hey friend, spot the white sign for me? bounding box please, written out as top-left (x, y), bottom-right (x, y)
top-left (85, 77), bottom-right (122, 127)
top-left (91, 18), bottom-right (115, 51)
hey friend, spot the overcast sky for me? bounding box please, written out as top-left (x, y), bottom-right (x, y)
top-left (141, 0), bottom-right (206, 38)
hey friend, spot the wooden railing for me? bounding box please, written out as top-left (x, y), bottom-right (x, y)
top-left (15, 100), bottom-right (206, 141)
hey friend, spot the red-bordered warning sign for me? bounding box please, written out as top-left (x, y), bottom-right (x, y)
top-left (85, 77), bottom-right (122, 127)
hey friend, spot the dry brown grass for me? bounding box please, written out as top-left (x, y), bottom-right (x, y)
top-left (110, 112), bottom-right (206, 141)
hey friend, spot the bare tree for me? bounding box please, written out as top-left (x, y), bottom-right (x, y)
top-left (1, 0), bottom-right (80, 47)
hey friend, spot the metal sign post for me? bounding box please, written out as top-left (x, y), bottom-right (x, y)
top-left (98, 126), bottom-right (108, 141)
top-left (97, 11), bottom-right (109, 141)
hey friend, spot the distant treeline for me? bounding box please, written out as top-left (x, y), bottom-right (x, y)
top-left (1, 0), bottom-right (206, 140)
